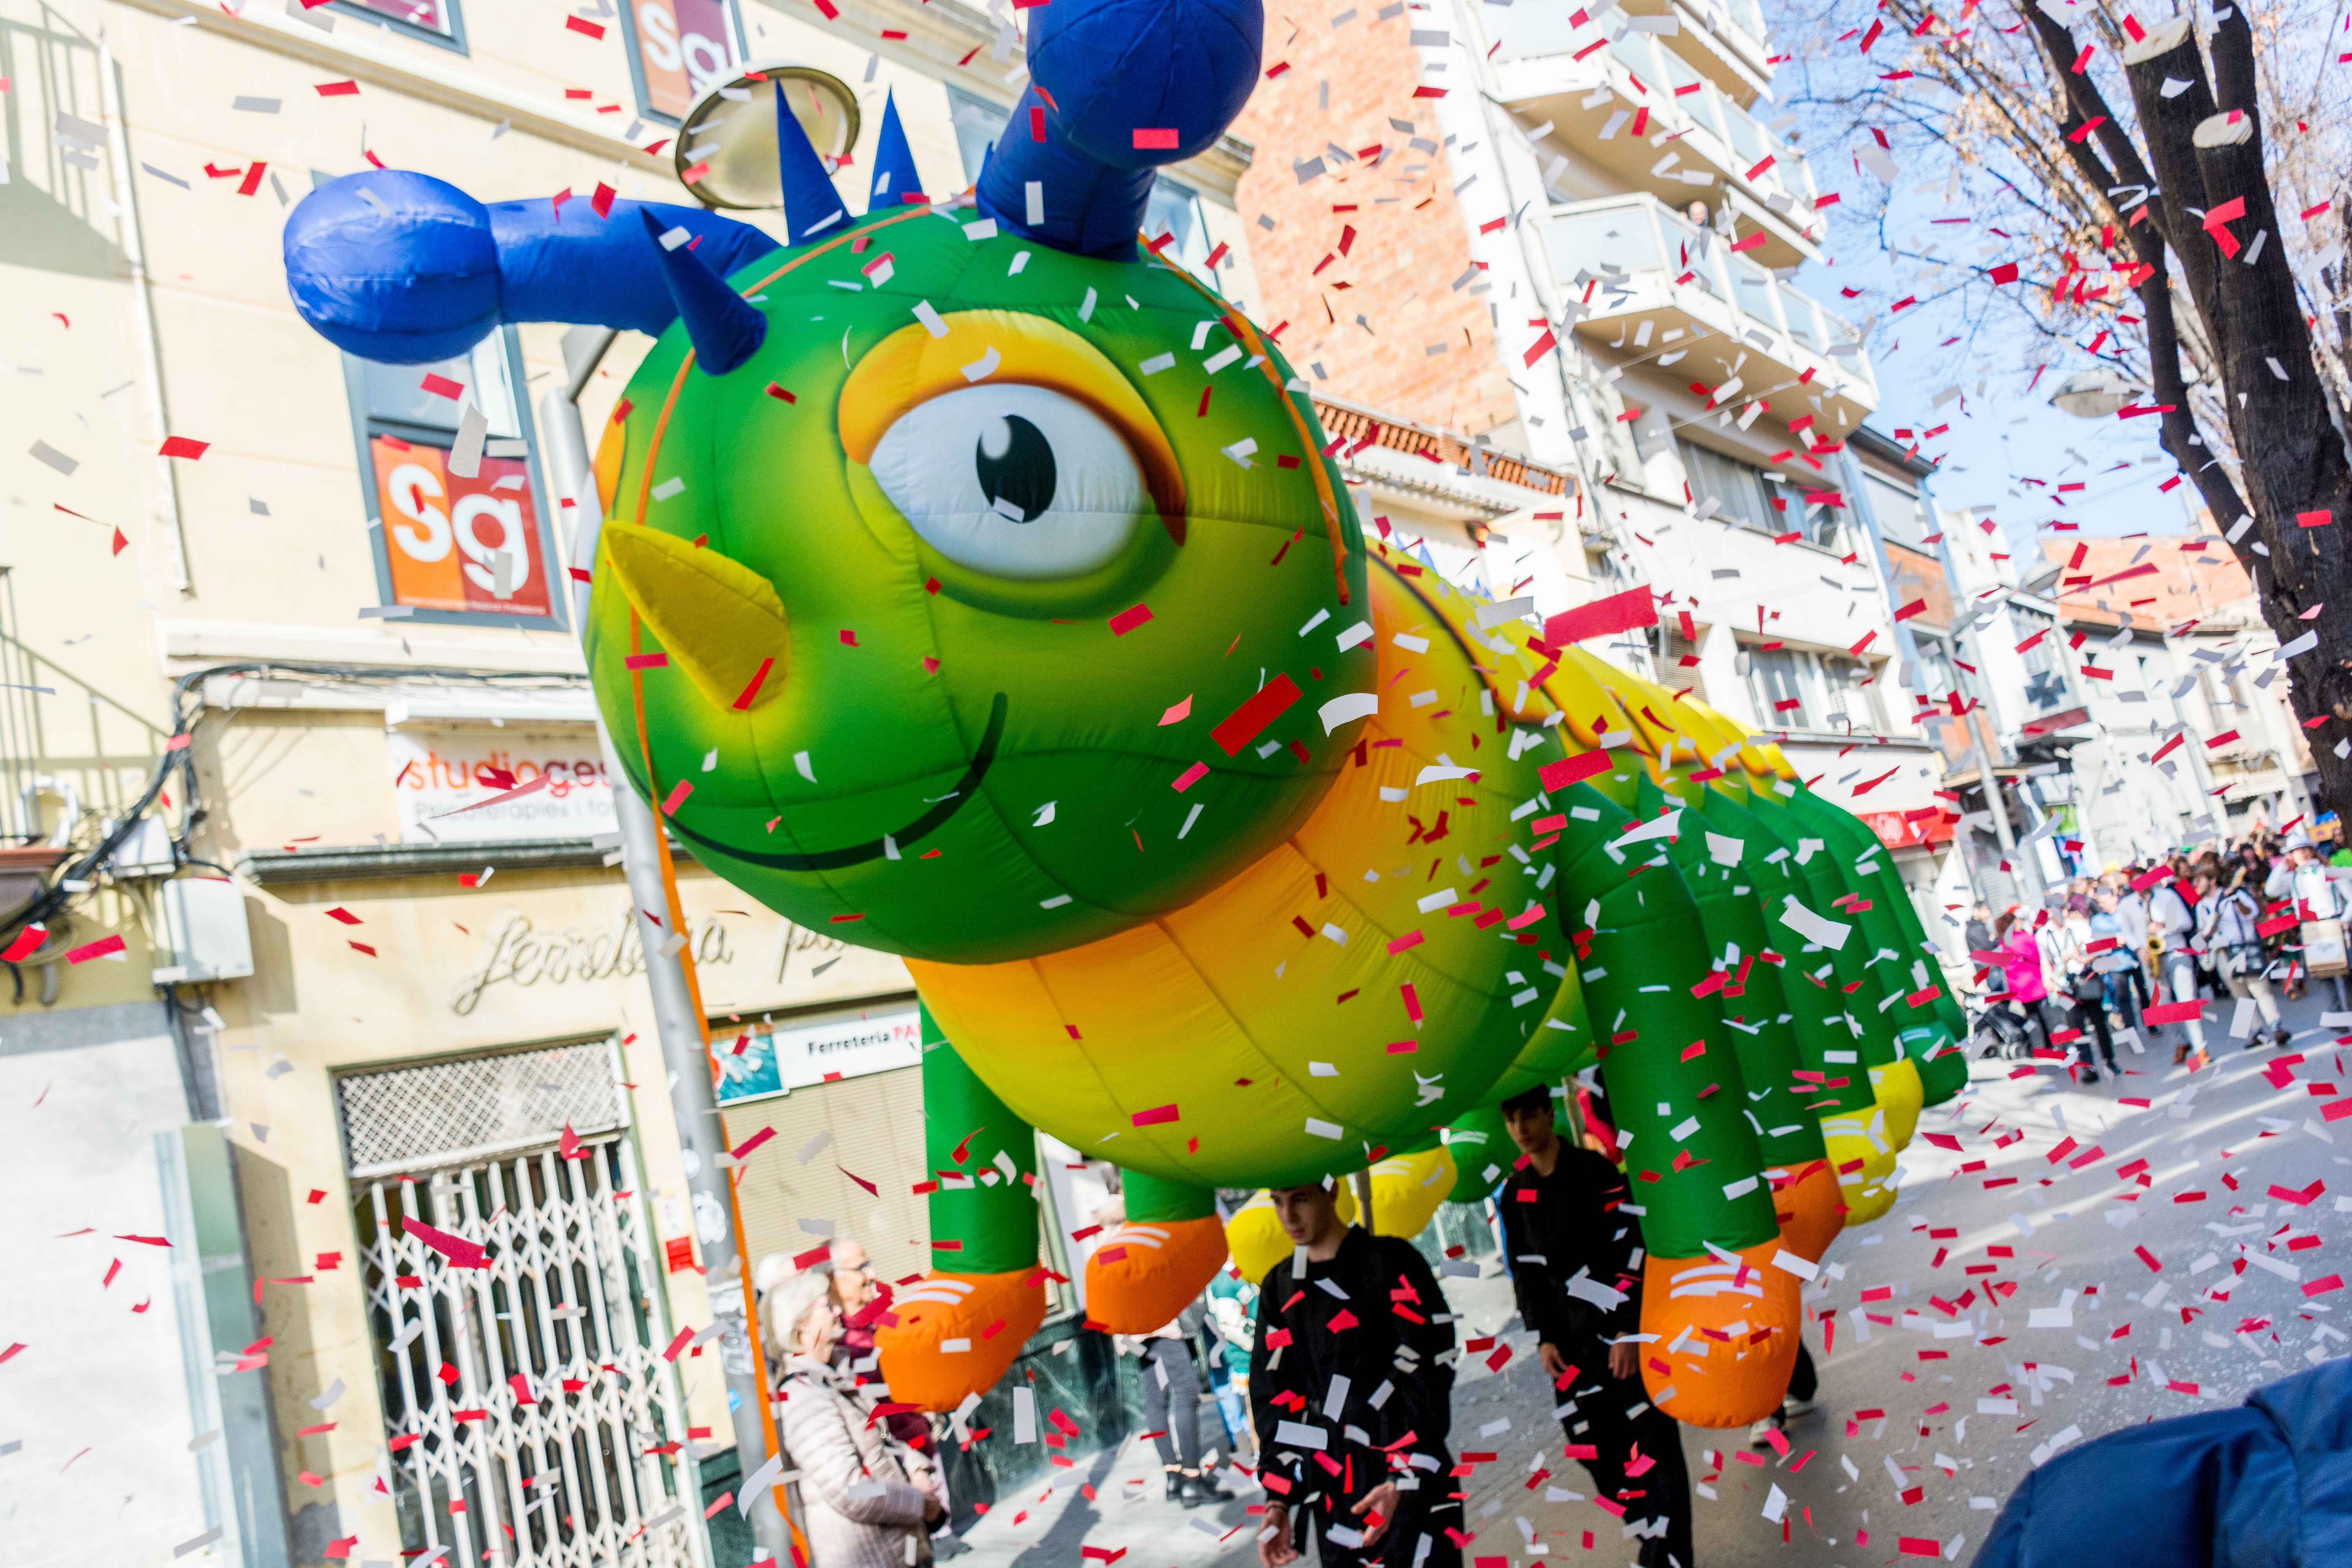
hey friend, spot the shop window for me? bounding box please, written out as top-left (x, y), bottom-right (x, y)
top-left (328, 0), bottom-right (465, 51)
top-left (621, 0), bottom-right (744, 125)
top-left (341, 331), bottom-right (566, 630)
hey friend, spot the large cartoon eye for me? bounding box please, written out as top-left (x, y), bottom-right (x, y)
top-left (867, 384), bottom-right (1147, 580)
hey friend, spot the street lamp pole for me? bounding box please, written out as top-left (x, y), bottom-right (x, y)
top-left (541, 341), bottom-right (794, 1564)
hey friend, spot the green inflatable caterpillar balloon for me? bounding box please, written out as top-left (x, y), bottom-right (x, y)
top-left (281, 0), bottom-right (1963, 1430)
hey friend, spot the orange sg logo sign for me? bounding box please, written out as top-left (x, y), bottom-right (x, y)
top-left (370, 437), bottom-right (554, 618)
top-left (634, 0), bottom-right (738, 122)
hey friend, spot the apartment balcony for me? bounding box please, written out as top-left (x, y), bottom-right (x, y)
top-left (1620, 0), bottom-right (1776, 105)
top-left (1542, 193), bottom-right (1878, 429)
top-left (1497, 29), bottom-right (1822, 269)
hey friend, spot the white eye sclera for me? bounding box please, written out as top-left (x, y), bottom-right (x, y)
top-left (867, 383), bottom-right (1148, 580)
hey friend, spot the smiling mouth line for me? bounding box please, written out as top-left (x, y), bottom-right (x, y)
top-left (655, 692), bottom-right (1009, 873)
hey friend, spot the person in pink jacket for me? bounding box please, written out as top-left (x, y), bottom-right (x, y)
top-left (1993, 909), bottom-right (2053, 1053)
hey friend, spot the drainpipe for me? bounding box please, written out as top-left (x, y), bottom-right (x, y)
top-left (98, 34), bottom-right (193, 593)
top-left (539, 368), bottom-right (794, 1565)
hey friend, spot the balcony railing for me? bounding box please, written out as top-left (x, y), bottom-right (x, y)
top-left (1630, 0), bottom-right (1773, 88)
top-left (1313, 398), bottom-right (1573, 497)
top-left (1495, 29), bottom-right (1821, 267)
top-left (1544, 193), bottom-right (1879, 421)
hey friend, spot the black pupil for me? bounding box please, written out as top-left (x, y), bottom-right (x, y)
top-left (975, 415), bottom-right (1057, 523)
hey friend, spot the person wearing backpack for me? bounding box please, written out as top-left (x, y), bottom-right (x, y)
top-left (2149, 870), bottom-right (2208, 1065)
top-left (2199, 862), bottom-right (2289, 1050)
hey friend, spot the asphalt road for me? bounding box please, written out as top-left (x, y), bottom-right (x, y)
top-left (952, 988), bottom-right (2351, 1568)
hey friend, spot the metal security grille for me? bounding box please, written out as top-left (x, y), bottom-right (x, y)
top-left (346, 1045), bottom-right (702, 1568)
top-left (340, 1043), bottom-right (622, 1178)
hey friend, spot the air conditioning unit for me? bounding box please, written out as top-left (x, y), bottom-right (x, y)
top-left (152, 878), bottom-right (254, 985)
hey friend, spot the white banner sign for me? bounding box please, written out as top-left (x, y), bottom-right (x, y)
top-left (717, 1006), bottom-right (921, 1103)
top-left (390, 730), bottom-right (618, 844)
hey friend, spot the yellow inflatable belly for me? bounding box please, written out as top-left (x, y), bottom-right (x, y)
top-left (911, 561), bottom-right (1565, 1191)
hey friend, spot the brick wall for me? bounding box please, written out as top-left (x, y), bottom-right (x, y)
top-left (1230, 11), bottom-right (1516, 438)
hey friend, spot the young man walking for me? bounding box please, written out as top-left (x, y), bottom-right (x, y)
top-left (1497, 1085), bottom-right (1695, 1568)
top-left (1250, 1180), bottom-right (1460, 1568)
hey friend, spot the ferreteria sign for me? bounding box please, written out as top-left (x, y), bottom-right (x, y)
top-left (449, 907), bottom-right (733, 1015)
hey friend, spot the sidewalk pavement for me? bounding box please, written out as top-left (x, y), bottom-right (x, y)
top-left (947, 989), bottom-right (2352, 1568)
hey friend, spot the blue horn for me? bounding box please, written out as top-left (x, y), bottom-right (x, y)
top-left (282, 169), bottom-right (780, 365)
top-left (638, 208), bottom-right (768, 374)
top-left (867, 89), bottom-right (924, 212)
top-left (775, 82), bottom-right (851, 244)
top-left (975, 0), bottom-right (1263, 259)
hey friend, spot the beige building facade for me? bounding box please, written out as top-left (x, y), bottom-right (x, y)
top-left (0, 1), bottom-right (1262, 1564)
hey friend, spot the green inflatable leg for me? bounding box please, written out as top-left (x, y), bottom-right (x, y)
top-left (1089, 1165), bottom-right (1226, 1334)
top-left (1441, 1105), bottom-right (1515, 1204)
top-left (1643, 775), bottom-right (1845, 1259)
top-left (1544, 775), bottom-right (1802, 1426)
top-left (919, 1001), bottom-right (1041, 1273)
top-left (1742, 792), bottom-right (1914, 1100)
top-left (873, 1004), bottom-right (1048, 1410)
top-left (1781, 787), bottom-right (1969, 1103)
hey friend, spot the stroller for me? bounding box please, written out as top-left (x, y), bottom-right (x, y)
top-left (1967, 982), bottom-right (2037, 1060)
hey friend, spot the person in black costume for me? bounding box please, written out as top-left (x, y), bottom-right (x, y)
top-left (1250, 1180), bottom-right (1461, 1568)
top-left (1496, 1085), bottom-right (1695, 1568)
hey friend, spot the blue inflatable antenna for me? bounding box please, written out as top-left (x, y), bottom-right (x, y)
top-left (975, 0), bottom-right (1262, 259)
top-left (283, 170), bottom-right (779, 365)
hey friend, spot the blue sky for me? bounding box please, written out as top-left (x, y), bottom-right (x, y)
top-left (1768, 31), bottom-right (2215, 550)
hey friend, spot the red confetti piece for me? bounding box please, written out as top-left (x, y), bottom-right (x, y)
top-left (1538, 751), bottom-right (1611, 791)
top-left (1543, 585), bottom-right (1656, 646)
top-left (1209, 674), bottom-right (1303, 756)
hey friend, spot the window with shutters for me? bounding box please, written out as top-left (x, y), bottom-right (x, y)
top-left (1745, 645), bottom-right (1809, 728)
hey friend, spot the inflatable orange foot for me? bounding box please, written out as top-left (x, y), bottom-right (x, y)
top-left (1638, 1241), bottom-right (1802, 1429)
top-left (1770, 1159), bottom-right (1844, 1265)
top-left (874, 1268), bottom-right (1048, 1412)
top-left (1084, 1215), bottom-right (1229, 1333)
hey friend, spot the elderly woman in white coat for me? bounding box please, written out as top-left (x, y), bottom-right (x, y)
top-left (766, 1269), bottom-right (942, 1568)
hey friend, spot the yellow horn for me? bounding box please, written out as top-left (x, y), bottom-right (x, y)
top-left (600, 526), bottom-right (790, 712)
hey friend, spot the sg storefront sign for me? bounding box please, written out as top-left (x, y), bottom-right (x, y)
top-left (370, 436), bottom-right (554, 619)
top-left (629, 0), bottom-right (740, 122)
